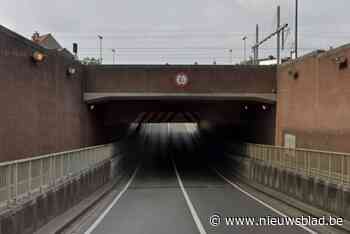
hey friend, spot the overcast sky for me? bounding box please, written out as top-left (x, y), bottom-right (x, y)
top-left (1, 0), bottom-right (349, 64)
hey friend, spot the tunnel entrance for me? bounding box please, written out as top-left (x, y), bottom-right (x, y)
top-left (124, 123), bottom-right (230, 190)
top-left (93, 100), bottom-right (276, 145)
top-left (126, 123), bottom-right (247, 184)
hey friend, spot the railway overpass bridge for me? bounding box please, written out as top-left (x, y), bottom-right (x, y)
top-left (84, 64), bottom-right (276, 104)
top-left (84, 65), bottom-right (277, 144)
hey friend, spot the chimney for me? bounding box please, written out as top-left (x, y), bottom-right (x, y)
top-left (32, 31), bottom-right (40, 41)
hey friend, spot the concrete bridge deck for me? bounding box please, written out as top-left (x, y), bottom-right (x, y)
top-left (84, 65), bottom-right (276, 103)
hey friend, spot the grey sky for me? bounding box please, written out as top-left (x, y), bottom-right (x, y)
top-left (1, 0), bottom-right (349, 64)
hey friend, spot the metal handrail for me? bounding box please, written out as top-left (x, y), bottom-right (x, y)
top-left (0, 143), bottom-right (118, 209)
top-left (238, 142), bottom-right (350, 157)
top-left (0, 144), bottom-right (113, 167)
top-left (227, 143), bottom-right (350, 186)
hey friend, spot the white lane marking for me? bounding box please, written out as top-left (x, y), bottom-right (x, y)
top-left (172, 157), bottom-right (207, 234)
top-left (213, 168), bottom-right (317, 234)
top-left (84, 165), bottom-right (141, 234)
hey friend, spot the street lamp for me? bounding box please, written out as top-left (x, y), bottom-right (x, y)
top-left (242, 36), bottom-right (248, 62)
top-left (295, 0), bottom-right (299, 58)
top-left (112, 49), bottom-right (116, 64)
top-left (98, 35), bottom-right (103, 64)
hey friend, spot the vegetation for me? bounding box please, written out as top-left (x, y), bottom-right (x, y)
top-left (81, 57), bottom-right (101, 65)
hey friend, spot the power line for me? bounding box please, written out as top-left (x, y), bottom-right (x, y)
top-left (76, 47), bottom-right (318, 51)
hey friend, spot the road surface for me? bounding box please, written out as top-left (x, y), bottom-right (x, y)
top-left (84, 124), bottom-right (314, 234)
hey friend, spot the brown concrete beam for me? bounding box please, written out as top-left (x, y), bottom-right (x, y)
top-left (84, 92), bottom-right (276, 104)
top-left (84, 65), bottom-right (277, 95)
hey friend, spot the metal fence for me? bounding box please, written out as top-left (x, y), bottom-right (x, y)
top-left (0, 143), bottom-right (118, 209)
top-left (227, 143), bottom-right (350, 186)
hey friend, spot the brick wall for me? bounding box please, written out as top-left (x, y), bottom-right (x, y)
top-left (276, 45), bottom-right (350, 152)
top-left (0, 26), bottom-right (108, 162)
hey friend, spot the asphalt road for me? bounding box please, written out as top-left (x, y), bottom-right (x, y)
top-left (86, 124), bottom-right (314, 234)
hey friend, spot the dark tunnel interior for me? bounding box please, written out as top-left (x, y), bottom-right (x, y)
top-left (90, 98), bottom-right (277, 189)
top-left (118, 123), bottom-right (249, 183)
top-left (93, 99), bottom-right (276, 146)
top-left (120, 124), bottom-right (225, 182)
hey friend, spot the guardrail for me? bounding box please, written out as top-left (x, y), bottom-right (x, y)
top-left (0, 143), bottom-right (118, 209)
top-left (227, 143), bottom-right (350, 186)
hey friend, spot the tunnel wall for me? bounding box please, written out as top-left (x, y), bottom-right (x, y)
top-left (0, 25), bottom-right (108, 162)
top-left (240, 104), bottom-right (276, 145)
top-left (276, 44), bottom-right (350, 152)
top-left (203, 103), bottom-right (276, 145)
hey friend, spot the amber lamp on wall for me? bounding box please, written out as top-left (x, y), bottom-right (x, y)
top-left (32, 51), bottom-right (45, 63)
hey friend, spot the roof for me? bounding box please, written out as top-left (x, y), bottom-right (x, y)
top-left (0, 24), bottom-right (47, 52)
top-left (280, 43), bottom-right (350, 67)
top-left (34, 33), bottom-right (50, 42)
top-left (0, 24), bottom-right (75, 61)
top-left (32, 33), bottom-right (62, 50)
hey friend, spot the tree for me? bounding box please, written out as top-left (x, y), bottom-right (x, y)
top-left (81, 57), bottom-right (101, 65)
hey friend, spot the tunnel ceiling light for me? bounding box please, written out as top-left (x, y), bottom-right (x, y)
top-left (32, 51), bottom-right (45, 63)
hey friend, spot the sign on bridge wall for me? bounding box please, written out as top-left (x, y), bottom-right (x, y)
top-left (175, 72), bottom-right (189, 88)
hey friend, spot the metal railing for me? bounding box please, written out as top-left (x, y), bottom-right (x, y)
top-left (227, 143), bottom-right (350, 186)
top-left (0, 143), bottom-right (118, 209)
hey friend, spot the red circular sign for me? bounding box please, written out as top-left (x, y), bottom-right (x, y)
top-left (175, 73), bottom-right (189, 87)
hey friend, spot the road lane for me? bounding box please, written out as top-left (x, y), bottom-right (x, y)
top-left (171, 124), bottom-right (313, 234)
top-left (172, 156), bottom-right (207, 234)
top-left (89, 124), bottom-right (198, 234)
top-left (85, 165), bottom-right (140, 234)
